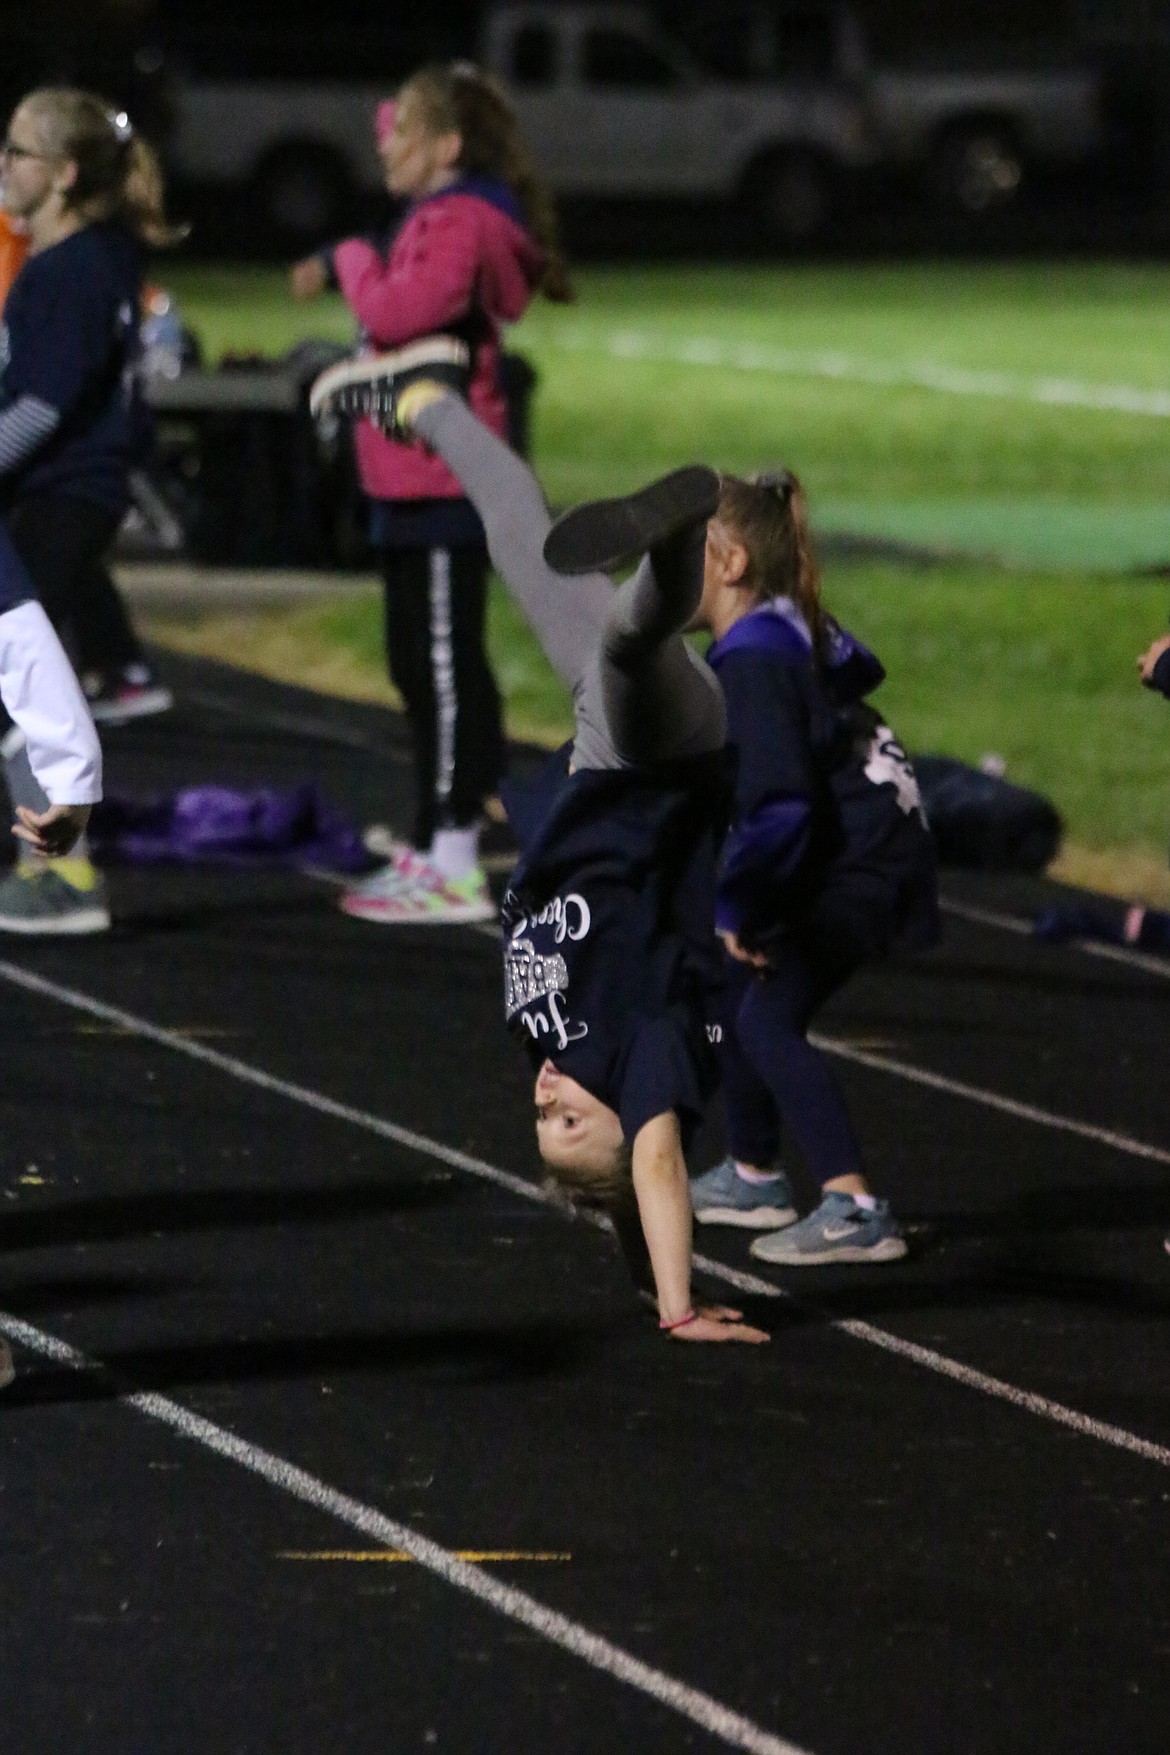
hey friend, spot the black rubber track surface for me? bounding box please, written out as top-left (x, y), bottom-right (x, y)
top-left (0, 649), bottom-right (1167, 1755)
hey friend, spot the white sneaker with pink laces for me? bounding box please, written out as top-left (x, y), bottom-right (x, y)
top-left (339, 850), bottom-right (495, 925)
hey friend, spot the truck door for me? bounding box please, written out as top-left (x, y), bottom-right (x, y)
top-left (569, 18), bottom-right (702, 196)
top-left (492, 17), bottom-right (578, 187)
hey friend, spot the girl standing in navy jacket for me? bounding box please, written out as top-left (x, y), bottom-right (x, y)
top-left (688, 470), bottom-right (938, 1266)
top-left (0, 87), bottom-right (180, 934)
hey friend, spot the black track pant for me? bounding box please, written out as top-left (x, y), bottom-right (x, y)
top-left (5, 491), bottom-right (144, 675)
top-left (380, 543), bottom-right (505, 849)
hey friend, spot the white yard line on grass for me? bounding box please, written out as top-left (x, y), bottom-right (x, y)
top-left (549, 325), bottom-right (1170, 418)
top-left (1, 957), bottom-right (1169, 1472)
top-left (0, 1311), bottom-right (811, 1755)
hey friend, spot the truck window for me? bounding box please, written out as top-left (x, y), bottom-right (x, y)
top-left (509, 23), bottom-right (559, 88)
top-left (582, 29), bottom-right (682, 88)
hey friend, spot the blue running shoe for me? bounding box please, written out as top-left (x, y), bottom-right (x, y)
top-left (749, 1190), bottom-right (907, 1264)
top-left (690, 1157), bottom-right (797, 1230)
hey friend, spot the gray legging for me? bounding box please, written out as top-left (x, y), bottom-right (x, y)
top-left (412, 396), bottom-right (725, 771)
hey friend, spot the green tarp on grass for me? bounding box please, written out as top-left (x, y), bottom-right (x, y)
top-left (817, 500), bottom-right (1170, 573)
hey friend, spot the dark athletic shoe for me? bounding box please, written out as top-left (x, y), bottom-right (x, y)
top-left (308, 336), bottom-right (470, 436)
top-left (543, 464), bottom-right (721, 575)
top-left (0, 865), bottom-right (111, 936)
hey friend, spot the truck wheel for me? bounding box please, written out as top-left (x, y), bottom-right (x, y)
top-left (932, 123), bottom-right (1023, 217)
top-left (742, 149), bottom-right (834, 247)
top-left (251, 145), bottom-right (354, 246)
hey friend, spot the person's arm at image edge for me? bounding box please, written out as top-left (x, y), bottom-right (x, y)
top-left (1138, 629), bottom-right (1170, 697)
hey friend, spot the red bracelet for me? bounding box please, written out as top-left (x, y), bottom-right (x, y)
top-left (659, 1309), bottom-right (697, 1332)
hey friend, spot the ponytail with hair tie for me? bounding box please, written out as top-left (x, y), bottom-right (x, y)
top-left (717, 466), bottom-right (827, 660)
top-left (752, 469), bottom-right (797, 505)
top-left (18, 87), bottom-right (185, 247)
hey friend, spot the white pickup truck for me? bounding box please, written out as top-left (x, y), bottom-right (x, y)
top-left (677, 2), bottom-right (1104, 218)
top-left (164, 2), bottom-right (877, 245)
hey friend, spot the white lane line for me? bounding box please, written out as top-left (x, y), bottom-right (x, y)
top-left (0, 1313), bottom-right (810, 1755)
top-left (549, 325), bottom-right (1170, 419)
top-left (0, 959), bottom-right (541, 1208)
top-left (808, 1029), bottom-right (1170, 1168)
top-left (940, 896), bottom-right (1170, 980)
top-left (3, 956), bottom-right (1170, 1472)
top-left (683, 1258), bottom-right (1170, 1470)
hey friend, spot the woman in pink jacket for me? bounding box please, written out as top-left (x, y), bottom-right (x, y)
top-left (294, 64), bottom-right (572, 923)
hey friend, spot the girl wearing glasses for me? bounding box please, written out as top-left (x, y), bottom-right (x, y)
top-left (0, 88), bottom-right (182, 934)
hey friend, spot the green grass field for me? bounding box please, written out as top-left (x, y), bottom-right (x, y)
top-left (163, 262), bottom-right (1170, 885)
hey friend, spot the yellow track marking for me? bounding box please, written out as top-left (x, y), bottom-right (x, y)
top-left (279, 1549), bottom-right (571, 1564)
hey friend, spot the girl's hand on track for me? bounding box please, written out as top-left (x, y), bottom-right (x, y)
top-left (671, 1305), bottom-right (769, 1343)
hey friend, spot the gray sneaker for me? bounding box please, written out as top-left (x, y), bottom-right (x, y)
top-left (0, 866), bottom-right (111, 935)
top-left (690, 1156), bottom-right (797, 1229)
top-left (750, 1190), bottom-right (907, 1265)
top-left (0, 1338), bottom-right (13, 1389)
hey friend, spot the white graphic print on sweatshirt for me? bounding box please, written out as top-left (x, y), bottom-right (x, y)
top-left (503, 891), bottom-right (592, 1050)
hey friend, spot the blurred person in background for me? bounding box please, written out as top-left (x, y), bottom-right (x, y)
top-left (0, 86), bottom-right (183, 933)
top-left (291, 64), bottom-right (572, 925)
top-left (1032, 620), bottom-right (1170, 1239)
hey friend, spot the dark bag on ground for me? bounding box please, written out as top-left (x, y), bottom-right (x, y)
top-left (913, 755), bottom-right (1062, 871)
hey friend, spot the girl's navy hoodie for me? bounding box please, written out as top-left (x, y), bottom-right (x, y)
top-left (706, 599), bottom-right (938, 958)
top-left (500, 746), bottom-right (727, 1149)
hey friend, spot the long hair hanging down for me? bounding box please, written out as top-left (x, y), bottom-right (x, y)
top-left (18, 88), bottom-right (186, 247)
top-left (399, 63), bottom-right (574, 304)
top-left (716, 469), bottom-right (827, 656)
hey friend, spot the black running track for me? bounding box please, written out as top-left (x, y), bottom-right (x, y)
top-left (2, 649), bottom-right (1168, 1755)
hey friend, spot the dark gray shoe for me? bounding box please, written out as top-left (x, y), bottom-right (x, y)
top-left (750, 1191), bottom-right (907, 1265)
top-left (0, 866), bottom-right (111, 935)
top-left (543, 465), bottom-right (720, 575)
top-left (308, 336), bottom-right (469, 437)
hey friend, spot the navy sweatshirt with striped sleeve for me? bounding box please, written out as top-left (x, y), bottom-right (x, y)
top-left (0, 223), bottom-right (148, 513)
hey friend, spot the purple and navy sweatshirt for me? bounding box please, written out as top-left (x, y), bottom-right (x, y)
top-left (706, 599), bottom-right (938, 958)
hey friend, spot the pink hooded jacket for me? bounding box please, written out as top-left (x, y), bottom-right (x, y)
top-left (332, 178), bottom-right (546, 503)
